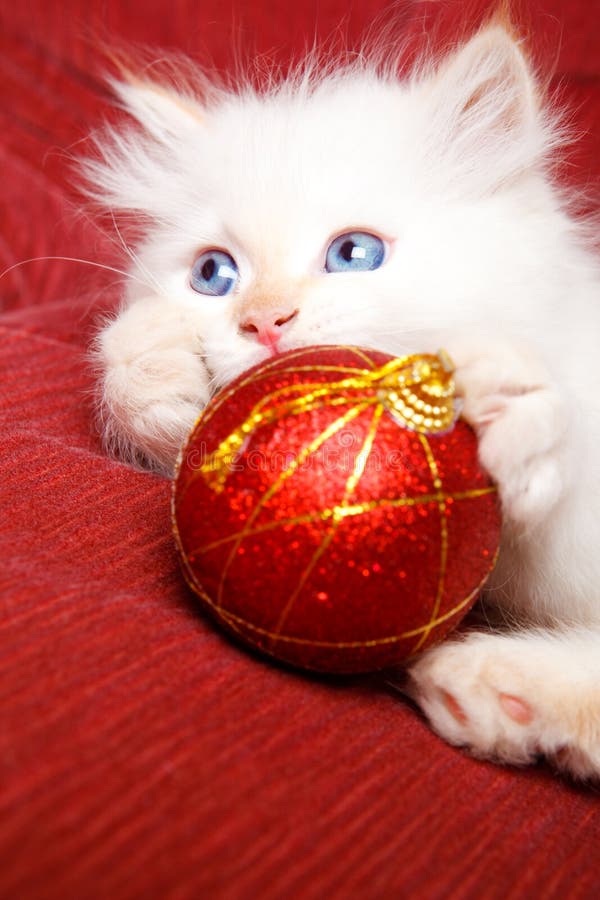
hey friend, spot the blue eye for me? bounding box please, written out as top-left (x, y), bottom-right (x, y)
top-left (190, 249), bottom-right (239, 296)
top-left (325, 231), bottom-right (386, 273)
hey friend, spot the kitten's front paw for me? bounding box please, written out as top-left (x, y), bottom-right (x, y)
top-left (97, 300), bottom-right (210, 474)
top-left (469, 388), bottom-right (565, 524)
top-left (407, 633), bottom-right (600, 779)
top-left (407, 636), bottom-right (542, 767)
top-left (450, 340), bottom-right (568, 524)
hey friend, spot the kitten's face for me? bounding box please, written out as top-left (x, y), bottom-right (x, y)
top-left (101, 27), bottom-right (550, 393)
top-left (131, 79), bottom-right (427, 386)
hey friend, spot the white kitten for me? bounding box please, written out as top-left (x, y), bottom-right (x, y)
top-left (87, 25), bottom-right (600, 778)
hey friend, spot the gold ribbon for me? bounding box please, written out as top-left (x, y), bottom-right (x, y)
top-left (199, 350), bottom-right (456, 493)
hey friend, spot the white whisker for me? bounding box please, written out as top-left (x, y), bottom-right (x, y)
top-left (0, 256), bottom-right (157, 294)
top-left (108, 210), bottom-right (168, 298)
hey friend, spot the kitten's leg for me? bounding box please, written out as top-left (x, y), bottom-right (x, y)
top-left (404, 336), bottom-right (600, 777)
top-left (407, 628), bottom-right (600, 779)
top-left (446, 335), bottom-right (570, 525)
top-left (95, 298), bottom-right (210, 474)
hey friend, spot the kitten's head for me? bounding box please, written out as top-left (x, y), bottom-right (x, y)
top-left (87, 24), bottom-right (561, 392)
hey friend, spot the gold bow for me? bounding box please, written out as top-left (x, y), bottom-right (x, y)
top-left (199, 350), bottom-right (456, 493)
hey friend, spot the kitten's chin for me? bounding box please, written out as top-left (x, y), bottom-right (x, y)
top-left (211, 343), bottom-right (274, 390)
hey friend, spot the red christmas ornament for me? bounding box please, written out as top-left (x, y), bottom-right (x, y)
top-left (173, 346), bottom-right (500, 674)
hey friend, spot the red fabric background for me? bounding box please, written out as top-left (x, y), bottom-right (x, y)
top-left (1, 2), bottom-right (600, 898)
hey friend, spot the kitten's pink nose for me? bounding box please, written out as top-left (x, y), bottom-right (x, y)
top-left (240, 308), bottom-right (299, 352)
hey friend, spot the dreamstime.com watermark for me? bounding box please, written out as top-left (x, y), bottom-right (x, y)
top-left (185, 429), bottom-right (424, 476)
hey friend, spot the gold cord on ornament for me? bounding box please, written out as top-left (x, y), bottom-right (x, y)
top-left (199, 351), bottom-right (456, 493)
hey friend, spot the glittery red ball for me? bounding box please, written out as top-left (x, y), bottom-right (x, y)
top-left (173, 346), bottom-right (500, 674)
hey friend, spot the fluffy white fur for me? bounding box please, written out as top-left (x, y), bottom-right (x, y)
top-left (88, 26), bottom-right (600, 778)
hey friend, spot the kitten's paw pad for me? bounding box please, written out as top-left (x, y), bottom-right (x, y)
top-left (439, 686), bottom-right (533, 733)
top-left (498, 693), bottom-right (533, 724)
top-left (440, 689), bottom-right (468, 724)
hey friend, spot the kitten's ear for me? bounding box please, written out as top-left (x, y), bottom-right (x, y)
top-left (111, 76), bottom-right (205, 142)
top-left (82, 75), bottom-right (206, 217)
top-left (436, 25), bottom-right (536, 135)
top-left (424, 25), bottom-right (547, 187)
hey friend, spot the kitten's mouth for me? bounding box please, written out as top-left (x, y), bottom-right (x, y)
top-left (259, 331), bottom-right (282, 355)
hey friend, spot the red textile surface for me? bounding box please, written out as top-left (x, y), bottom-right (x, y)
top-left (1, 2), bottom-right (600, 898)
